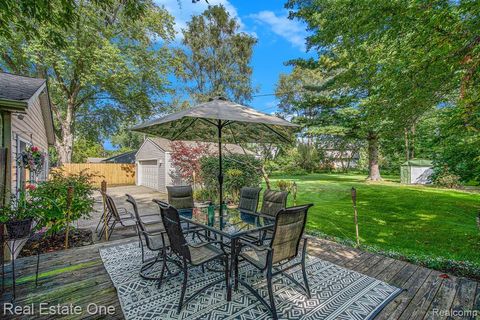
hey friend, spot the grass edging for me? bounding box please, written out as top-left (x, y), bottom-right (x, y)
top-left (307, 230), bottom-right (480, 281)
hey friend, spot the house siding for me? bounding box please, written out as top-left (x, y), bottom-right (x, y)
top-left (136, 139), bottom-right (166, 192)
top-left (11, 95), bottom-right (49, 191)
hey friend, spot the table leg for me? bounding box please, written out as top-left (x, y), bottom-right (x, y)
top-left (230, 238), bottom-right (237, 292)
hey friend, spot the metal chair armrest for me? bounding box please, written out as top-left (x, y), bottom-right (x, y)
top-left (189, 240), bottom-right (224, 249)
top-left (237, 239), bottom-right (271, 252)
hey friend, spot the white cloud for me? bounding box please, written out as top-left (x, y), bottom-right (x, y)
top-left (155, 0), bottom-right (250, 40)
top-left (249, 11), bottom-right (307, 51)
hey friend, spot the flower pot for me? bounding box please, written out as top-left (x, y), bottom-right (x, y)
top-left (6, 218), bottom-right (32, 239)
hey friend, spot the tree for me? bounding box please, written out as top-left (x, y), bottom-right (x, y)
top-left (176, 5), bottom-right (257, 103)
top-left (276, 65), bottom-right (363, 173)
top-left (169, 141), bottom-right (213, 187)
top-left (71, 138), bottom-right (107, 163)
top-left (286, 0), bottom-right (479, 181)
top-left (0, 0), bottom-right (176, 164)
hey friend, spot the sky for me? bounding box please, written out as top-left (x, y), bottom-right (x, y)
top-left (105, 0), bottom-right (314, 150)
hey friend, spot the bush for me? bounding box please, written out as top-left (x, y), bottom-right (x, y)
top-left (193, 188), bottom-right (214, 202)
top-left (30, 169), bottom-right (96, 235)
top-left (432, 167), bottom-right (462, 188)
top-left (200, 154), bottom-right (262, 203)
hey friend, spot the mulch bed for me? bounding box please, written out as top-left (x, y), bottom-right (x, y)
top-left (19, 229), bottom-right (94, 257)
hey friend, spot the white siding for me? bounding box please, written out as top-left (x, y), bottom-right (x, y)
top-left (411, 166), bottom-right (433, 184)
top-left (135, 139), bottom-right (166, 192)
top-left (11, 96), bottom-right (49, 191)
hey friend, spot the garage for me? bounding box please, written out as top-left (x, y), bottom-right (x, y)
top-left (137, 160), bottom-right (159, 190)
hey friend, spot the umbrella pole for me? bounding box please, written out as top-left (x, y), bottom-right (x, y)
top-left (217, 120), bottom-right (224, 229)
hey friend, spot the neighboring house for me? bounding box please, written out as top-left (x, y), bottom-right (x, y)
top-left (102, 150), bottom-right (136, 164)
top-left (0, 72), bottom-right (55, 196)
top-left (135, 137), bottom-right (249, 192)
top-left (324, 148), bottom-right (360, 170)
top-left (86, 157), bottom-right (106, 163)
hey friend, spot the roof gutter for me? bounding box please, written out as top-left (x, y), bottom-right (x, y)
top-left (0, 98), bottom-right (28, 112)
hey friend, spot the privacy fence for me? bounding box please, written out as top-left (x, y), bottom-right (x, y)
top-left (54, 163), bottom-right (136, 186)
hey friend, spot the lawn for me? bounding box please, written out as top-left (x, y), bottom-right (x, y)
top-left (267, 173), bottom-right (480, 267)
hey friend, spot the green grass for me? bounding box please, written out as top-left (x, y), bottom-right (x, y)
top-left (267, 173), bottom-right (480, 267)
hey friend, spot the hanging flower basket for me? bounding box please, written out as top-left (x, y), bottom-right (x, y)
top-left (17, 145), bottom-right (45, 175)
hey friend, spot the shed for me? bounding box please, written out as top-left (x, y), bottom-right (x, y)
top-left (135, 137), bottom-right (250, 192)
top-left (401, 159), bottom-right (433, 184)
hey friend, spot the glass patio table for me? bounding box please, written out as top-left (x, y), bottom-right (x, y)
top-left (178, 207), bottom-right (275, 297)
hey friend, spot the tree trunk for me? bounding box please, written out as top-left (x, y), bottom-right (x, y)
top-left (261, 165), bottom-right (271, 189)
top-left (367, 132), bottom-right (382, 181)
top-left (411, 123), bottom-right (416, 159)
top-left (56, 129), bottom-right (74, 165)
top-left (404, 127), bottom-right (410, 160)
top-left (55, 102), bottom-right (75, 165)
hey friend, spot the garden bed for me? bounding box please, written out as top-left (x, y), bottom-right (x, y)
top-left (19, 229), bottom-right (93, 257)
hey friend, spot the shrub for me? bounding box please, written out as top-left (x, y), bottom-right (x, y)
top-left (30, 169), bottom-right (96, 235)
top-left (193, 188), bottom-right (214, 202)
top-left (432, 167), bottom-right (462, 188)
top-left (200, 154), bottom-right (262, 203)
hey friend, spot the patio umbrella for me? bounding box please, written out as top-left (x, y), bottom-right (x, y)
top-left (131, 97), bottom-right (298, 214)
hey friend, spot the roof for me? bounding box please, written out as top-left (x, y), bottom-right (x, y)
top-left (103, 151), bottom-right (137, 164)
top-left (401, 159), bottom-right (433, 167)
top-left (0, 72), bottom-right (46, 101)
top-left (147, 137), bottom-right (253, 155)
top-left (86, 157), bottom-right (107, 163)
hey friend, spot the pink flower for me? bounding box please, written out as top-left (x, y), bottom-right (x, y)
top-left (26, 184), bottom-right (36, 191)
top-left (31, 146), bottom-right (39, 152)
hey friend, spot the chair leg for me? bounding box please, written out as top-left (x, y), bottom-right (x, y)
top-left (301, 238), bottom-right (311, 298)
top-left (266, 257), bottom-right (278, 320)
top-left (157, 250), bottom-right (167, 289)
top-left (177, 262), bottom-right (188, 314)
top-left (107, 221), bottom-right (116, 240)
top-left (224, 256), bottom-right (231, 301)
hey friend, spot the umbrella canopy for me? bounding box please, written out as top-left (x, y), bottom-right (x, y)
top-left (131, 97), bottom-right (298, 218)
top-left (131, 97), bottom-right (298, 144)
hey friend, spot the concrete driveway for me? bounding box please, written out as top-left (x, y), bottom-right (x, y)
top-left (78, 185), bottom-right (167, 241)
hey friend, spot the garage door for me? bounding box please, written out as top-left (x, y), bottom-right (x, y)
top-left (138, 160), bottom-right (159, 190)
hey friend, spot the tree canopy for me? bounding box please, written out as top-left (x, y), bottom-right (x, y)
top-left (0, 0), bottom-right (177, 164)
top-left (176, 5), bottom-right (257, 103)
top-left (285, 0), bottom-right (480, 181)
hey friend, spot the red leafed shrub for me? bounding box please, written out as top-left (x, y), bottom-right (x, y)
top-left (169, 141), bottom-right (213, 186)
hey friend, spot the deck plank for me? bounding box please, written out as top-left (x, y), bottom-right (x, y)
top-left (397, 270), bottom-right (443, 319)
top-left (450, 278), bottom-right (477, 319)
top-left (424, 275), bottom-right (459, 319)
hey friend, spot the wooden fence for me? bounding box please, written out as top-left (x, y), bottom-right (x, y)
top-left (54, 163), bottom-right (136, 186)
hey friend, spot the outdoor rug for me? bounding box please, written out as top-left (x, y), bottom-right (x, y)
top-left (99, 241), bottom-right (402, 320)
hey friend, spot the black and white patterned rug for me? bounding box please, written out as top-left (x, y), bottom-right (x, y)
top-left (99, 242), bottom-right (401, 320)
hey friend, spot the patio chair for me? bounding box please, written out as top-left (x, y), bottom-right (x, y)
top-left (154, 200), bottom-right (231, 314)
top-left (260, 189), bottom-right (289, 218)
top-left (166, 185), bottom-right (201, 235)
top-left (99, 193), bottom-right (137, 240)
top-left (259, 189), bottom-right (289, 242)
top-left (238, 187), bottom-right (262, 224)
top-left (125, 194), bottom-right (168, 267)
top-left (235, 204), bottom-right (314, 320)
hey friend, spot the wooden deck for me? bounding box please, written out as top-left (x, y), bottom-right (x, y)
top-left (2, 236), bottom-right (479, 319)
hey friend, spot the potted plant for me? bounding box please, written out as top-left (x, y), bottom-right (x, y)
top-left (0, 186), bottom-right (38, 239)
top-left (17, 145), bottom-right (45, 175)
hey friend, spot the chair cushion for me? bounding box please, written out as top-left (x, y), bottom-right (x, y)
top-left (188, 243), bottom-right (223, 265)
